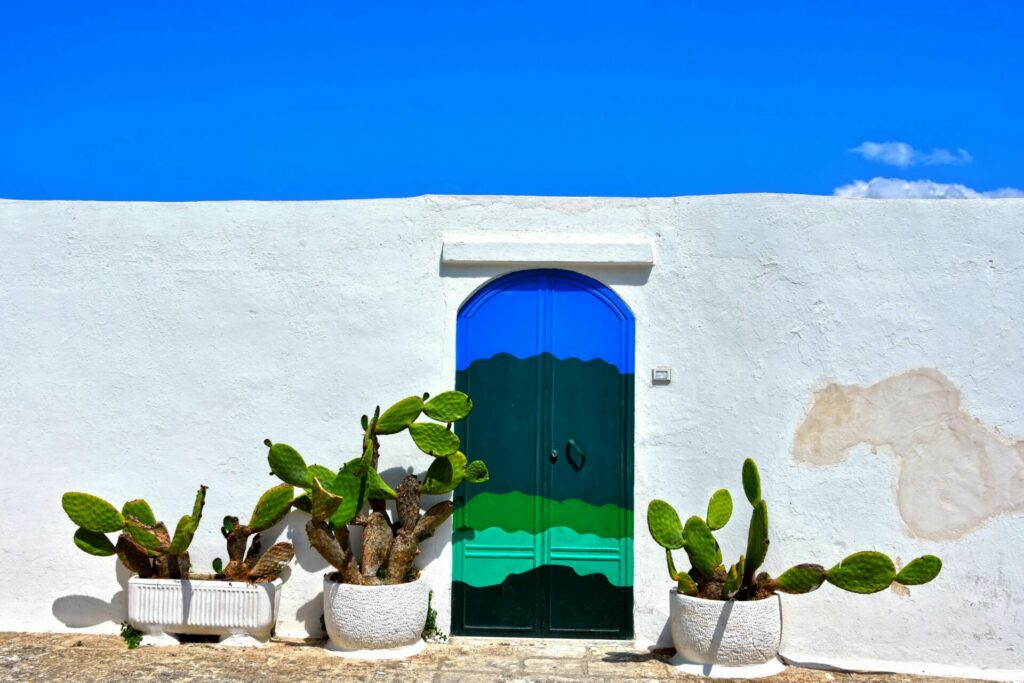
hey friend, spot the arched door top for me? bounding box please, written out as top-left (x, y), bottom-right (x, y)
top-left (457, 269), bottom-right (635, 374)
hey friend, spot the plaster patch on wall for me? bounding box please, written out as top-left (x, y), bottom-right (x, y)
top-left (794, 368), bottom-right (1024, 539)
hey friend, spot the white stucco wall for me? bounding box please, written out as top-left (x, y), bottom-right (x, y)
top-left (1, 195), bottom-right (1022, 679)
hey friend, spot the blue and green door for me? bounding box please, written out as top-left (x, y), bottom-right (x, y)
top-left (451, 269), bottom-right (634, 638)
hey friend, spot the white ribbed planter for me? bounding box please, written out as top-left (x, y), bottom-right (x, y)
top-left (127, 577), bottom-right (283, 647)
top-left (669, 590), bottom-right (784, 678)
top-left (323, 575), bottom-right (429, 659)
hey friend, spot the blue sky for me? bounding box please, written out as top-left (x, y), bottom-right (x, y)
top-left (1, 1), bottom-right (1021, 200)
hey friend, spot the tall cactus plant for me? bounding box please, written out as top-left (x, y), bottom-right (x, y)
top-left (266, 390), bottom-right (489, 585)
top-left (647, 458), bottom-right (942, 600)
top-left (61, 485), bottom-right (208, 580)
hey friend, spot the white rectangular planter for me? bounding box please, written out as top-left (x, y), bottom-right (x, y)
top-left (127, 577), bottom-right (283, 646)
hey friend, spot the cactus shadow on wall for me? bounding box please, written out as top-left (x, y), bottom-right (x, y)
top-left (51, 562), bottom-right (131, 627)
top-left (281, 510), bottom-right (329, 573)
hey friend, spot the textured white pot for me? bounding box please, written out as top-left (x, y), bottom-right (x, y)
top-left (127, 577), bottom-right (283, 647)
top-left (669, 590), bottom-right (784, 678)
top-left (323, 575), bottom-right (429, 659)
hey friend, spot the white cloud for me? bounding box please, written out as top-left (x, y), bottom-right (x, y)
top-left (850, 141), bottom-right (972, 168)
top-left (834, 177), bottom-right (1024, 199)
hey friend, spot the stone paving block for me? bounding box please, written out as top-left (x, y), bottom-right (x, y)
top-left (522, 655), bottom-right (586, 675)
top-left (439, 652), bottom-right (522, 674)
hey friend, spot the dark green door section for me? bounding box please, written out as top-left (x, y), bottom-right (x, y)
top-left (452, 269), bottom-right (634, 639)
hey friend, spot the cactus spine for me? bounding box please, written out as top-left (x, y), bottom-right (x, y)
top-left (647, 458), bottom-right (942, 601)
top-left (268, 389), bottom-right (489, 586)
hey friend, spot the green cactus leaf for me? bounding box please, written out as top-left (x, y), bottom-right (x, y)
top-left (724, 561), bottom-right (742, 598)
top-left (310, 477), bottom-right (343, 523)
top-left (367, 467), bottom-right (397, 499)
top-left (647, 500), bottom-right (684, 549)
top-left (355, 436), bottom-right (375, 475)
top-left (212, 557), bottom-right (224, 574)
top-left (306, 465), bottom-right (336, 489)
top-left (249, 484), bottom-right (294, 531)
top-left (121, 499), bottom-right (156, 527)
top-left (124, 517), bottom-right (168, 552)
top-left (683, 515), bottom-right (721, 578)
top-left (408, 422), bottom-right (460, 457)
top-left (168, 514), bottom-right (197, 555)
top-left (73, 528), bottom-right (116, 556)
top-left (221, 515), bottom-right (237, 535)
top-left (665, 548), bottom-right (681, 581)
top-left (267, 442), bottom-right (311, 488)
top-left (676, 573), bottom-right (698, 596)
top-left (744, 500), bottom-right (769, 583)
top-left (465, 460), bottom-right (489, 484)
top-left (326, 460), bottom-right (370, 526)
top-left (706, 489), bottom-right (733, 531)
top-left (422, 390), bottom-right (473, 422)
top-left (776, 563), bottom-right (827, 594)
top-left (62, 492), bottom-right (125, 533)
top-left (895, 555), bottom-right (942, 586)
top-left (292, 493), bottom-right (313, 513)
top-left (189, 485), bottom-right (207, 526)
top-left (742, 458), bottom-right (761, 505)
top-left (826, 551), bottom-right (897, 594)
top-left (376, 396), bottom-right (424, 435)
top-left (421, 451), bottom-right (466, 495)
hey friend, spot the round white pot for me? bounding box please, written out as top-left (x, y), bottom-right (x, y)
top-left (669, 590), bottom-right (784, 678)
top-left (323, 575), bottom-right (430, 659)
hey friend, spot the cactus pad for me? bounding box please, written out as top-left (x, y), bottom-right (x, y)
top-left (168, 514), bottom-right (198, 555)
top-left (376, 396), bottom-right (423, 435)
top-left (267, 442), bottom-right (311, 488)
top-left (121, 499), bottom-right (157, 527)
top-left (647, 500), bottom-right (685, 549)
top-left (408, 422), bottom-right (461, 456)
top-left (742, 458), bottom-right (761, 505)
top-left (465, 460), bottom-right (489, 484)
top-left (706, 489), bottom-right (733, 531)
top-left (73, 528), bottom-right (116, 556)
top-left (306, 464), bottom-right (336, 489)
top-left (826, 551), bottom-right (896, 594)
top-left (724, 561), bottom-right (742, 598)
top-left (422, 390), bottom-right (473, 422)
top-left (326, 460), bottom-right (370, 526)
top-left (744, 499), bottom-right (769, 582)
top-left (124, 517), bottom-right (168, 552)
top-left (367, 467), bottom-right (397, 499)
top-left (894, 555), bottom-right (942, 586)
top-left (310, 477), bottom-right (343, 523)
top-left (421, 451), bottom-right (466, 495)
top-left (683, 515), bottom-right (722, 578)
top-left (190, 485), bottom-right (207, 524)
top-left (249, 484), bottom-right (294, 531)
top-left (212, 557), bottom-right (224, 574)
top-left (677, 573), bottom-right (699, 596)
top-left (62, 492), bottom-right (125, 533)
top-left (776, 563), bottom-right (827, 594)
top-left (248, 542), bottom-right (295, 581)
top-left (292, 493), bottom-right (313, 513)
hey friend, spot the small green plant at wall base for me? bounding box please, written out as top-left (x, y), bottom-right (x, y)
top-left (421, 590), bottom-right (447, 643)
top-left (119, 621), bottom-right (143, 650)
top-left (647, 458), bottom-right (942, 600)
top-left (61, 485), bottom-right (208, 579)
top-left (266, 390), bottom-right (489, 585)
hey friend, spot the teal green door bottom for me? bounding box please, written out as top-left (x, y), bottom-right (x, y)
top-left (451, 269), bottom-right (634, 639)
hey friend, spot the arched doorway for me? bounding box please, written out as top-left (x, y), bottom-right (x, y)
top-left (451, 269), bottom-right (634, 638)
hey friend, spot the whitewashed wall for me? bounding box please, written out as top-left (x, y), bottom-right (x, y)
top-left (1, 195), bottom-right (1022, 680)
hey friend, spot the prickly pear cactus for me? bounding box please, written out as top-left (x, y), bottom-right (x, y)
top-left (270, 389), bottom-right (486, 585)
top-left (644, 457), bottom-right (943, 601)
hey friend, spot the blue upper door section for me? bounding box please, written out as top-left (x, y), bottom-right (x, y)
top-left (457, 269), bottom-right (635, 373)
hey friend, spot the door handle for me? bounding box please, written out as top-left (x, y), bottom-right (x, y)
top-left (566, 439), bottom-right (586, 472)
top-left (550, 449), bottom-right (558, 463)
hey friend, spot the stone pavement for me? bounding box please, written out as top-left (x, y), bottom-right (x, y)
top-left (0, 633), bottom-right (988, 683)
